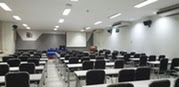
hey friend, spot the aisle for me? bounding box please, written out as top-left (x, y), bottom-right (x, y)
top-left (45, 60), bottom-right (65, 87)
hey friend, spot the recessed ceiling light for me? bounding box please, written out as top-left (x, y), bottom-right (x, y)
top-left (109, 13), bottom-right (121, 19)
top-left (85, 27), bottom-right (91, 30)
top-left (23, 24), bottom-right (28, 27)
top-left (81, 29), bottom-right (85, 32)
top-left (55, 26), bottom-right (59, 28)
top-left (59, 19), bottom-right (64, 23)
top-left (71, 0), bottom-right (79, 2)
top-left (26, 27), bottom-right (31, 30)
top-left (94, 21), bottom-right (102, 25)
top-left (13, 15), bottom-right (21, 21)
top-left (54, 28), bottom-right (58, 31)
top-left (0, 3), bottom-right (12, 11)
top-left (134, 0), bottom-right (158, 8)
top-left (63, 9), bottom-right (71, 16)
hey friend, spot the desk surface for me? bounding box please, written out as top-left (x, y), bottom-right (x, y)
top-left (75, 68), bottom-right (136, 77)
top-left (10, 65), bottom-right (44, 72)
top-left (0, 74), bottom-right (42, 84)
top-left (148, 61), bottom-right (172, 65)
top-left (175, 66), bottom-right (179, 70)
top-left (82, 78), bottom-right (176, 87)
top-left (64, 59), bottom-right (110, 64)
top-left (67, 62), bottom-right (114, 69)
top-left (0, 61), bottom-right (47, 65)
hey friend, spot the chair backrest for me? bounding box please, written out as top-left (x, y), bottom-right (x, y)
top-left (95, 60), bottom-right (106, 69)
top-left (5, 72), bottom-right (30, 87)
top-left (65, 55), bottom-right (70, 60)
top-left (7, 58), bottom-right (21, 67)
top-left (135, 67), bottom-right (151, 81)
top-left (28, 58), bottom-right (39, 66)
top-left (69, 57), bottom-right (79, 64)
top-left (124, 54), bottom-right (130, 63)
top-left (19, 63), bottom-right (35, 74)
top-left (149, 80), bottom-right (170, 87)
top-left (0, 64), bottom-right (9, 76)
top-left (139, 56), bottom-right (147, 66)
top-left (22, 54), bottom-right (30, 57)
top-left (149, 55), bottom-right (156, 61)
top-left (107, 83), bottom-right (134, 87)
top-left (89, 54), bottom-right (96, 59)
top-left (158, 55), bottom-right (165, 61)
top-left (130, 52), bottom-right (136, 55)
top-left (34, 54), bottom-right (41, 58)
top-left (83, 53), bottom-right (89, 56)
top-left (96, 56), bottom-right (105, 60)
top-left (175, 78), bottom-right (179, 87)
top-left (2, 56), bottom-right (13, 62)
top-left (134, 54), bottom-right (140, 58)
top-left (170, 58), bottom-right (179, 70)
top-left (86, 70), bottom-right (105, 85)
top-left (82, 61), bottom-right (94, 70)
top-left (118, 69), bottom-right (135, 82)
top-left (81, 57), bottom-right (90, 63)
top-left (159, 59), bottom-right (168, 73)
top-left (141, 53), bottom-right (146, 56)
top-left (114, 59), bottom-right (124, 69)
top-left (60, 52), bottom-right (66, 57)
top-left (18, 56), bottom-right (28, 61)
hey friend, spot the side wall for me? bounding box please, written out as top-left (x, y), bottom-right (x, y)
top-left (93, 15), bottom-right (179, 59)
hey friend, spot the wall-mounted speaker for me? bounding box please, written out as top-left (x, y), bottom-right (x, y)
top-left (143, 20), bottom-right (152, 27)
top-left (12, 25), bottom-right (18, 30)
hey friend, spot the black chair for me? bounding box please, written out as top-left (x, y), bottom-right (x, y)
top-left (114, 59), bottom-right (124, 68)
top-left (19, 63), bottom-right (35, 74)
top-left (105, 50), bottom-right (111, 58)
top-left (5, 72), bottom-right (30, 87)
top-left (28, 58), bottom-right (39, 66)
top-left (7, 58), bottom-right (21, 67)
top-left (83, 53), bottom-right (89, 56)
top-left (95, 60), bottom-right (106, 69)
top-left (22, 54), bottom-right (30, 57)
top-left (118, 69), bottom-right (135, 82)
top-left (149, 80), bottom-right (170, 87)
top-left (130, 52), bottom-right (136, 55)
top-left (149, 55), bottom-right (156, 61)
top-left (139, 56), bottom-right (147, 66)
top-left (135, 67), bottom-right (151, 80)
top-left (133, 54), bottom-right (140, 58)
top-left (86, 70), bottom-right (105, 85)
top-left (107, 83), bottom-right (134, 87)
top-left (89, 54), bottom-right (96, 59)
top-left (60, 52), bottom-right (66, 57)
top-left (96, 56), bottom-right (105, 60)
top-left (141, 53), bottom-right (146, 56)
top-left (175, 78), bottom-right (179, 87)
top-left (82, 61), bottom-right (94, 70)
top-left (2, 56), bottom-right (13, 62)
top-left (158, 55), bottom-right (165, 61)
top-left (0, 64), bottom-right (9, 76)
top-left (69, 57), bottom-right (79, 64)
top-left (18, 56), bottom-right (28, 61)
top-left (169, 58), bottom-right (179, 71)
top-left (158, 59), bottom-right (168, 74)
top-left (124, 54), bottom-right (130, 64)
top-left (81, 57), bottom-right (90, 63)
top-left (34, 54), bottom-right (41, 58)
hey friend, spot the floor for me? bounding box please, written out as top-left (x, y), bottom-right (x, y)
top-left (45, 60), bottom-right (65, 87)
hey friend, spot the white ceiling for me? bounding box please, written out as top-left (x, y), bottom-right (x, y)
top-left (0, 0), bottom-right (179, 31)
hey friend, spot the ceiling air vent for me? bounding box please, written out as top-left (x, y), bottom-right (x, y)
top-left (157, 4), bottom-right (179, 16)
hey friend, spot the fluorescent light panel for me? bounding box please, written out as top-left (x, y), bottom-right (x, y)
top-left (23, 24), bottom-right (28, 27)
top-left (94, 21), bottom-right (102, 25)
top-left (55, 26), bottom-right (59, 28)
top-left (13, 15), bottom-right (21, 21)
top-left (81, 29), bottom-right (84, 32)
top-left (109, 13), bottom-right (121, 19)
top-left (134, 0), bottom-right (158, 8)
top-left (63, 9), bottom-right (71, 16)
top-left (59, 19), bottom-right (64, 23)
top-left (0, 3), bottom-right (12, 11)
top-left (71, 0), bottom-right (79, 2)
top-left (26, 27), bottom-right (30, 29)
top-left (54, 28), bottom-right (58, 31)
top-left (85, 27), bottom-right (91, 30)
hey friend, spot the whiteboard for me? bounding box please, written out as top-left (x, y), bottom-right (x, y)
top-left (66, 32), bottom-right (86, 47)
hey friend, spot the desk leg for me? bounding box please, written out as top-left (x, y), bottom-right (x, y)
top-left (67, 68), bottom-right (70, 87)
top-left (75, 76), bottom-right (79, 87)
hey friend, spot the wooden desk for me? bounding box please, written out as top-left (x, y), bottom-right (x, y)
top-left (82, 78), bottom-right (176, 87)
